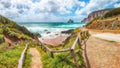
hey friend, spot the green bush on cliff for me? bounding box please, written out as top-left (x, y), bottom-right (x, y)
top-left (85, 16), bottom-right (101, 27)
top-left (0, 34), bottom-right (3, 44)
top-left (0, 14), bottom-right (34, 41)
top-left (2, 25), bottom-right (32, 40)
top-left (104, 7), bottom-right (120, 18)
top-left (0, 15), bottom-right (35, 39)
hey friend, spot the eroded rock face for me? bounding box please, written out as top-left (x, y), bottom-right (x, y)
top-left (82, 9), bottom-right (112, 23)
top-left (61, 29), bottom-right (74, 34)
top-left (86, 19), bottom-right (120, 30)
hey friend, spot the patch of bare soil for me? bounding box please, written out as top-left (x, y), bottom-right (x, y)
top-left (29, 48), bottom-right (42, 68)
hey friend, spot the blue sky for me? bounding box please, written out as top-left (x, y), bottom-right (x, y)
top-left (0, 0), bottom-right (120, 22)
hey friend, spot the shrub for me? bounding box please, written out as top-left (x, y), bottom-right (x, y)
top-left (104, 7), bottom-right (120, 18)
top-left (0, 44), bottom-right (25, 68)
top-left (0, 34), bottom-right (4, 44)
top-left (23, 48), bottom-right (32, 68)
top-left (0, 15), bottom-right (35, 39)
top-left (85, 16), bottom-right (101, 27)
top-left (36, 33), bottom-right (86, 68)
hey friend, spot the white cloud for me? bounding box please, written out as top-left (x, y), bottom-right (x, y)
top-left (0, 0), bottom-right (87, 22)
top-left (114, 3), bottom-right (120, 7)
top-left (0, 0), bottom-right (119, 22)
top-left (75, 0), bottom-right (119, 16)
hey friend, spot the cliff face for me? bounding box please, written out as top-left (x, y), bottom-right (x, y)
top-left (86, 19), bottom-right (120, 30)
top-left (85, 7), bottom-right (120, 30)
top-left (82, 9), bottom-right (112, 23)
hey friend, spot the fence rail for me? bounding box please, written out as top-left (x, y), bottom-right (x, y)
top-left (39, 30), bottom-right (90, 68)
top-left (18, 43), bottom-right (29, 68)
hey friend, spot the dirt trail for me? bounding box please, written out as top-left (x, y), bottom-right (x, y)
top-left (86, 36), bottom-right (120, 68)
top-left (92, 33), bottom-right (120, 42)
top-left (29, 48), bottom-right (42, 68)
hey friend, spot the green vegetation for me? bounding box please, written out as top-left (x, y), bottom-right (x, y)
top-left (85, 7), bottom-right (120, 31)
top-left (85, 16), bottom-right (101, 27)
top-left (0, 14), bottom-right (89, 68)
top-left (0, 14), bottom-right (35, 45)
top-left (23, 47), bottom-right (32, 68)
top-left (0, 34), bottom-right (3, 43)
top-left (0, 15), bottom-right (35, 39)
top-left (2, 25), bottom-right (32, 41)
top-left (42, 52), bottom-right (84, 68)
top-left (0, 15), bottom-right (35, 68)
top-left (36, 31), bottom-right (87, 68)
top-left (0, 42), bottom-right (25, 68)
top-left (37, 45), bottom-right (84, 68)
top-left (104, 7), bottom-right (120, 18)
top-left (0, 41), bottom-right (33, 68)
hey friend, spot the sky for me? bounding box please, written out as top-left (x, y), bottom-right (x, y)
top-left (0, 0), bottom-right (120, 22)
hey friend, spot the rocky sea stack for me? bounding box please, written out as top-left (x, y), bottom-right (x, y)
top-left (68, 19), bottom-right (74, 23)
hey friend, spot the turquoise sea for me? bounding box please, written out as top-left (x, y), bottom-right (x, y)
top-left (19, 22), bottom-right (85, 38)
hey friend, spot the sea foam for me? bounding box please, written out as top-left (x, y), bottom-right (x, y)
top-left (19, 22), bottom-right (85, 38)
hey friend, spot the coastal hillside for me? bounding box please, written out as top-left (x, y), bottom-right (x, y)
top-left (82, 8), bottom-right (112, 23)
top-left (0, 15), bottom-right (37, 68)
top-left (0, 15), bottom-right (35, 45)
top-left (85, 7), bottom-right (120, 31)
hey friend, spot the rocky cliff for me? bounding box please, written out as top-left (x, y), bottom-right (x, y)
top-left (82, 8), bottom-right (112, 23)
top-left (85, 7), bottom-right (120, 30)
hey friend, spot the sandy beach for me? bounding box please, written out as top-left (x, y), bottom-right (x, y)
top-left (38, 35), bottom-right (69, 46)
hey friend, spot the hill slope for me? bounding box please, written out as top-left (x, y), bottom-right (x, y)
top-left (82, 8), bottom-right (112, 23)
top-left (0, 15), bottom-right (35, 45)
top-left (85, 7), bottom-right (120, 31)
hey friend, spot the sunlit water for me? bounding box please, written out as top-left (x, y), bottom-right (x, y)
top-left (19, 22), bottom-right (85, 38)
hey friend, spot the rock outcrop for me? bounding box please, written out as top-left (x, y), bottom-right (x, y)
top-left (61, 29), bottom-right (74, 34)
top-left (85, 7), bottom-right (120, 30)
top-left (86, 19), bottom-right (120, 30)
top-left (82, 9), bottom-right (112, 23)
top-left (68, 19), bottom-right (74, 23)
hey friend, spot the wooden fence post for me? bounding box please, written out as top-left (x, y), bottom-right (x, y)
top-left (70, 49), bottom-right (80, 68)
top-left (83, 40), bottom-right (90, 68)
top-left (50, 52), bottom-right (54, 58)
top-left (78, 34), bottom-right (82, 49)
top-left (38, 31), bottom-right (90, 68)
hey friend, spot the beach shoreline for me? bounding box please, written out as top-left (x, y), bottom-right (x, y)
top-left (38, 34), bottom-right (69, 46)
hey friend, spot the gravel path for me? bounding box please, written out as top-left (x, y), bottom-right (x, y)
top-left (92, 33), bottom-right (120, 42)
top-left (29, 48), bottom-right (42, 68)
top-left (86, 36), bottom-right (120, 68)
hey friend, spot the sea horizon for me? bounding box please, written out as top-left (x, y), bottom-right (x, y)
top-left (19, 22), bottom-right (85, 38)
top-left (18, 21), bottom-right (84, 24)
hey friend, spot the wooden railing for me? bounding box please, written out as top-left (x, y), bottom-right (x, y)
top-left (18, 43), bottom-right (29, 68)
top-left (39, 31), bottom-right (90, 68)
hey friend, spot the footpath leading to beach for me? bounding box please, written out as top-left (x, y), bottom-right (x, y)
top-left (29, 48), bottom-right (42, 68)
top-left (35, 29), bottom-right (120, 68)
